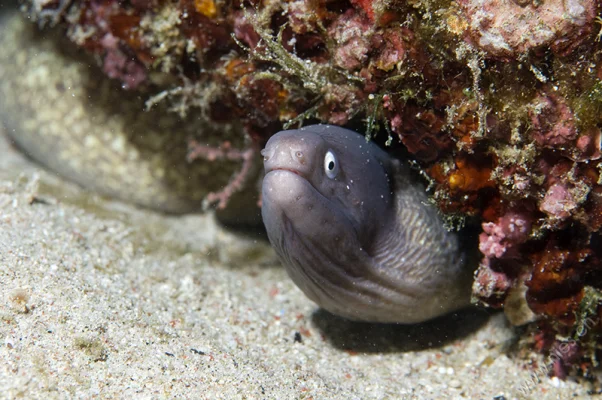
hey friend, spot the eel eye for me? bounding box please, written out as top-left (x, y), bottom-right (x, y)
top-left (324, 150), bottom-right (339, 179)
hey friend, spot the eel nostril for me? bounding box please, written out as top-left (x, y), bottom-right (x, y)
top-left (260, 148), bottom-right (270, 161)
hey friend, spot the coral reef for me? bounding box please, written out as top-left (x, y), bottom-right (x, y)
top-left (15, 0), bottom-right (602, 380)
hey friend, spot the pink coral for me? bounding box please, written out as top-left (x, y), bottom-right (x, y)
top-left (99, 31), bottom-right (146, 90)
top-left (479, 211), bottom-right (532, 259)
top-left (539, 183), bottom-right (580, 220)
top-left (550, 340), bottom-right (581, 379)
top-left (187, 140), bottom-right (258, 210)
top-left (102, 49), bottom-right (147, 90)
top-left (529, 92), bottom-right (578, 148)
top-left (328, 9), bottom-right (373, 71)
top-left (574, 129), bottom-right (602, 161)
top-left (76, 2), bottom-right (149, 90)
top-left (472, 258), bottom-right (513, 306)
top-left (287, 0), bottom-right (319, 34)
top-left (458, 0), bottom-right (596, 58)
top-left (233, 10), bottom-right (260, 50)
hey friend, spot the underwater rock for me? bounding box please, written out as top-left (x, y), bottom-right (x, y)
top-left (457, 0), bottom-right (596, 58)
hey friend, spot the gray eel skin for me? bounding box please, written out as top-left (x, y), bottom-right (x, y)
top-left (261, 124), bottom-right (474, 323)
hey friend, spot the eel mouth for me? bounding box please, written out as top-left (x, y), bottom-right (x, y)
top-left (265, 167), bottom-right (303, 177)
top-left (264, 168), bottom-right (314, 191)
top-left (263, 168), bottom-right (322, 208)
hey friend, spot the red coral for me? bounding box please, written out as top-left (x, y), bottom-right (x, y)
top-left (350, 0), bottom-right (375, 22)
top-left (371, 28), bottom-right (408, 72)
top-left (130, 0), bottom-right (159, 11)
top-left (390, 106), bottom-right (451, 163)
top-left (179, 0), bottom-right (231, 60)
top-left (525, 240), bottom-right (602, 326)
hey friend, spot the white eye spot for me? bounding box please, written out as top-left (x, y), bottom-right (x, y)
top-left (324, 150), bottom-right (339, 179)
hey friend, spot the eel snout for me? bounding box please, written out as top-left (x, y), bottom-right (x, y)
top-left (262, 130), bottom-right (324, 179)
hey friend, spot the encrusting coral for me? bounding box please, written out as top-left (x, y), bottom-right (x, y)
top-left (11, 0), bottom-right (602, 381)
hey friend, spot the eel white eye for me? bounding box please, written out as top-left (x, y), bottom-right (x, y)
top-left (324, 150), bottom-right (339, 179)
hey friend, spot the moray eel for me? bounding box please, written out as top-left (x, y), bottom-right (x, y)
top-left (0, 9), bottom-right (260, 224)
top-left (261, 125), bottom-right (473, 323)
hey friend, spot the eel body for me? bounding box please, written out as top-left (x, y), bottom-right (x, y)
top-left (261, 125), bottom-right (473, 323)
top-left (0, 10), bottom-right (259, 222)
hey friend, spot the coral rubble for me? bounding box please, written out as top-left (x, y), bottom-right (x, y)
top-left (16, 0), bottom-right (602, 379)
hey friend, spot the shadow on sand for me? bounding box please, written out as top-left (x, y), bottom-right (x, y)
top-left (311, 306), bottom-right (493, 353)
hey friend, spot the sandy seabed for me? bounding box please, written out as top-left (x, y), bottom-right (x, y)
top-left (0, 126), bottom-right (596, 399)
